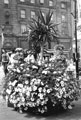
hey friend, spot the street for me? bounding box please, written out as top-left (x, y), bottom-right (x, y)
top-left (0, 66), bottom-right (81, 120)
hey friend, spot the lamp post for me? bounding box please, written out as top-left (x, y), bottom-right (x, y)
top-left (74, 0), bottom-right (79, 78)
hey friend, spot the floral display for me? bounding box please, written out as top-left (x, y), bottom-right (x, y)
top-left (3, 46), bottom-right (80, 115)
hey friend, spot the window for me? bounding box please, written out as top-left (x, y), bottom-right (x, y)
top-left (31, 11), bottom-right (35, 18)
top-left (61, 2), bottom-right (66, 9)
top-left (61, 15), bottom-right (66, 22)
top-left (5, 11), bottom-right (10, 18)
top-left (21, 24), bottom-right (27, 34)
top-left (4, 0), bottom-right (9, 4)
top-left (20, 0), bottom-right (25, 2)
top-left (20, 10), bottom-right (26, 18)
top-left (49, 0), bottom-right (53, 6)
top-left (40, 0), bottom-right (44, 4)
top-left (31, 0), bottom-right (35, 3)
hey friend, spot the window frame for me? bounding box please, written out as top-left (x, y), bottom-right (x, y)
top-left (20, 0), bottom-right (25, 2)
top-left (61, 2), bottom-right (66, 9)
top-left (4, 0), bottom-right (9, 4)
top-left (21, 24), bottom-right (27, 34)
top-left (20, 9), bottom-right (26, 19)
top-left (30, 0), bottom-right (35, 4)
top-left (49, 0), bottom-right (53, 7)
top-left (31, 11), bottom-right (35, 19)
top-left (40, 0), bottom-right (44, 4)
top-left (61, 14), bottom-right (66, 22)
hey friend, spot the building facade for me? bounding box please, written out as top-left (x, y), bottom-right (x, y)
top-left (0, 0), bottom-right (73, 60)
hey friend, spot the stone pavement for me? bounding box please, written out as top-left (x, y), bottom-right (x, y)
top-left (0, 66), bottom-right (81, 120)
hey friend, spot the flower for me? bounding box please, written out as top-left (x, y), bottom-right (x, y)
top-left (60, 81), bottom-right (64, 87)
top-left (25, 80), bottom-right (29, 85)
top-left (32, 65), bottom-right (38, 69)
top-left (68, 105), bottom-right (73, 109)
top-left (42, 70), bottom-right (48, 74)
top-left (17, 68), bottom-right (21, 73)
top-left (4, 51), bottom-right (80, 114)
top-left (47, 89), bottom-right (52, 93)
top-left (6, 89), bottom-right (11, 94)
top-left (38, 93), bottom-right (43, 100)
top-left (33, 86), bottom-right (37, 91)
top-left (38, 87), bottom-right (42, 92)
top-left (12, 80), bottom-right (17, 86)
top-left (18, 84), bottom-right (23, 88)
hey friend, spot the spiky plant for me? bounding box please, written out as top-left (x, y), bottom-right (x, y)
top-left (29, 10), bottom-right (59, 64)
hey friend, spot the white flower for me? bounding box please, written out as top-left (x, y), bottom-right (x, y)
top-left (22, 88), bottom-right (26, 93)
top-left (57, 78), bottom-right (60, 82)
top-left (14, 87), bottom-right (18, 92)
top-left (16, 97), bottom-right (20, 101)
top-left (17, 103), bottom-right (21, 107)
top-left (43, 88), bottom-right (46, 93)
top-left (59, 89), bottom-right (63, 95)
top-left (31, 98), bottom-right (34, 101)
top-left (28, 87), bottom-right (32, 91)
top-left (38, 93), bottom-right (43, 99)
top-left (62, 87), bottom-right (66, 92)
top-left (66, 64), bottom-right (75, 72)
top-left (42, 70), bottom-right (48, 74)
top-left (41, 101), bottom-right (45, 105)
top-left (8, 85), bottom-right (12, 89)
top-left (38, 87), bottom-right (42, 92)
top-left (26, 68), bottom-right (29, 70)
top-left (36, 99), bottom-right (40, 105)
top-left (31, 78), bottom-right (36, 82)
top-left (45, 85), bottom-right (48, 88)
top-left (8, 81), bottom-right (12, 86)
top-left (33, 86), bottom-right (37, 91)
top-left (26, 74), bottom-right (30, 77)
top-left (56, 93), bottom-right (61, 98)
top-left (6, 89), bottom-right (11, 94)
top-left (12, 80), bottom-right (17, 86)
top-left (21, 97), bottom-right (25, 102)
top-left (53, 71), bottom-right (57, 74)
top-left (19, 93), bottom-right (23, 96)
top-left (18, 84), bottom-right (23, 88)
top-left (25, 81), bottom-right (29, 85)
top-left (32, 65), bottom-right (38, 69)
top-left (47, 89), bottom-right (51, 93)
top-left (37, 79), bottom-right (41, 84)
top-left (60, 81), bottom-right (64, 87)
top-left (56, 83), bottom-right (59, 87)
top-left (26, 91), bottom-right (30, 96)
top-left (41, 82), bottom-right (44, 86)
top-left (19, 109), bottom-right (23, 114)
top-left (17, 68), bottom-right (21, 73)
top-left (68, 105), bottom-right (72, 109)
top-left (64, 73), bottom-right (67, 77)
top-left (63, 78), bottom-right (67, 81)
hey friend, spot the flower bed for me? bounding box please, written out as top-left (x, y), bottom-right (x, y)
top-left (3, 53), bottom-right (80, 114)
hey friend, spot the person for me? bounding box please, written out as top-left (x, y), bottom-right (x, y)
top-left (2, 50), bottom-right (9, 75)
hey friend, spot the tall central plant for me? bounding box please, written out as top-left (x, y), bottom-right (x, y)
top-left (29, 10), bottom-right (59, 64)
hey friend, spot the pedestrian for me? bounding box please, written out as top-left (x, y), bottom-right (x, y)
top-left (2, 50), bottom-right (9, 75)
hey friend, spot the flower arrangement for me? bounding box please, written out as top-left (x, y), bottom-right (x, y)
top-left (3, 45), bottom-right (80, 115)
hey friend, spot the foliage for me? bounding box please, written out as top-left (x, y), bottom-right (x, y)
top-left (29, 10), bottom-right (59, 63)
top-left (3, 49), bottom-right (80, 115)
